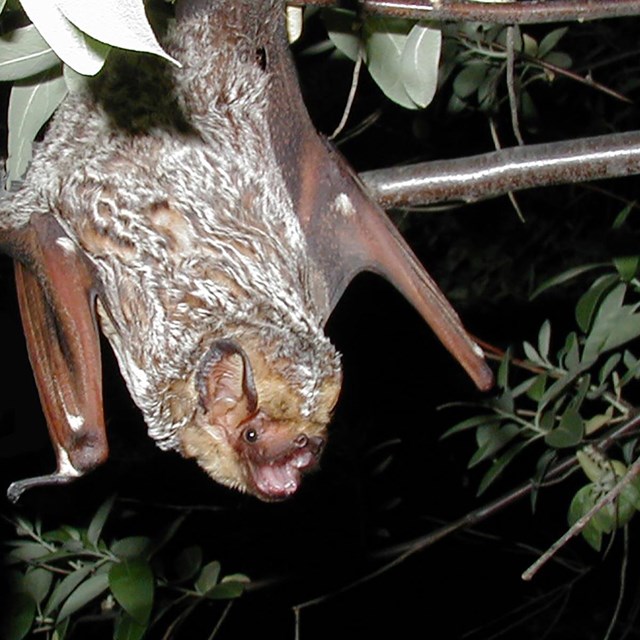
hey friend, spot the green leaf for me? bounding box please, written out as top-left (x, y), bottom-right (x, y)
top-left (203, 580), bottom-right (247, 600)
top-left (522, 341), bottom-right (545, 367)
top-left (322, 8), bottom-right (360, 62)
top-left (453, 62), bottom-right (487, 99)
top-left (87, 494), bottom-right (116, 548)
top-left (148, 514), bottom-right (187, 559)
top-left (497, 348), bottom-right (510, 389)
top-left (597, 353), bottom-right (621, 387)
top-left (477, 441), bottom-right (528, 496)
top-left (544, 408), bottom-right (584, 448)
top-left (614, 255), bottom-right (640, 281)
top-left (111, 537), bottom-right (152, 560)
top-left (109, 559), bottom-right (154, 625)
top-left (45, 565), bottom-right (94, 616)
top-left (530, 264), bottom-right (606, 300)
top-left (583, 284), bottom-right (640, 363)
top-left (7, 69), bottom-right (68, 183)
top-left (1, 592), bottom-right (35, 640)
top-left (585, 408), bottom-right (614, 435)
top-left (538, 27), bottom-right (568, 58)
top-left (173, 545), bottom-right (203, 583)
top-left (19, 0), bottom-right (110, 75)
top-left (0, 25), bottom-right (59, 81)
top-left (400, 23), bottom-right (441, 108)
top-left (23, 568), bottom-right (52, 606)
top-left (469, 423), bottom-right (520, 468)
top-left (56, 572), bottom-right (110, 624)
top-left (613, 202), bottom-right (635, 229)
top-left (5, 542), bottom-right (49, 564)
top-left (537, 320), bottom-right (551, 361)
top-left (195, 561), bottom-right (221, 594)
top-left (55, 0), bottom-right (177, 65)
top-left (575, 274), bottom-right (618, 334)
top-left (568, 484), bottom-right (603, 550)
top-left (114, 613), bottom-right (147, 640)
top-left (364, 16), bottom-right (417, 109)
top-left (525, 373), bottom-right (547, 402)
top-left (440, 414), bottom-right (498, 439)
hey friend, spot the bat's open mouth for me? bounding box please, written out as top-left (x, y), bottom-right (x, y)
top-left (248, 446), bottom-right (319, 501)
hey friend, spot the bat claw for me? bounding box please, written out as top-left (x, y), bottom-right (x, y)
top-left (7, 472), bottom-right (79, 503)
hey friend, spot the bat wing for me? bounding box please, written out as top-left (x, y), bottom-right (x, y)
top-left (262, 11), bottom-right (493, 392)
top-left (6, 213), bottom-right (108, 501)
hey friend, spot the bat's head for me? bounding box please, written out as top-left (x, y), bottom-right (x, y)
top-left (177, 338), bottom-right (341, 500)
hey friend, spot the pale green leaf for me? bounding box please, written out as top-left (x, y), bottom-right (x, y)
top-left (477, 441), bottom-right (528, 496)
top-left (195, 560), bottom-right (221, 594)
top-left (614, 255), bottom-right (640, 282)
top-left (574, 274), bottom-right (618, 333)
top-left (544, 408), bottom-right (584, 448)
top-left (400, 23), bottom-right (441, 108)
top-left (45, 565), bottom-right (94, 616)
top-left (538, 27), bottom-right (568, 58)
top-left (56, 572), bottom-right (110, 624)
top-left (537, 320), bottom-right (551, 361)
top-left (365, 17), bottom-right (416, 109)
top-left (87, 494), bottom-right (115, 548)
top-left (203, 580), bottom-right (247, 600)
top-left (453, 62), bottom-right (487, 99)
top-left (530, 263), bottom-right (606, 300)
top-left (440, 414), bottom-right (498, 439)
top-left (322, 8), bottom-right (360, 62)
top-left (0, 25), bottom-right (59, 81)
top-left (19, 0), bottom-right (110, 75)
top-left (56, 0), bottom-right (178, 65)
top-left (23, 568), bottom-right (52, 606)
top-left (7, 69), bottom-right (68, 183)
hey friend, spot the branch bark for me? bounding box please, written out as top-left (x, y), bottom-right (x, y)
top-left (360, 131), bottom-right (640, 209)
top-left (298, 1), bottom-right (640, 24)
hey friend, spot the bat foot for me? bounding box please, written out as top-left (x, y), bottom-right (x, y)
top-left (7, 472), bottom-right (79, 503)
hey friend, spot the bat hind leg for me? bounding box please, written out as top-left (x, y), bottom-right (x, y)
top-left (7, 433), bottom-right (108, 503)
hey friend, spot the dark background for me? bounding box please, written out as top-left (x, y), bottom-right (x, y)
top-left (3, 8), bottom-right (640, 640)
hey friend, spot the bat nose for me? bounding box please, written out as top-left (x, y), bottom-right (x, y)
top-left (293, 433), bottom-right (324, 457)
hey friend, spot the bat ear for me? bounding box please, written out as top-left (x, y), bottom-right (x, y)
top-left (7, 213), bottom-right (108, 501)
top-left (197, 340), bottom-right (258, 426)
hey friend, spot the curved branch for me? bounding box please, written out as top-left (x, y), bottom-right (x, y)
top-left (298, 1), bottom-right (640, 24)
top-left (360, 131), bottom-right (640, 209)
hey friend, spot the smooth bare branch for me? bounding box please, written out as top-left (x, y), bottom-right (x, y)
top-left (360, 131), bottom-right (640, 209)
top-left (296, 1), bottom-right (640, 24)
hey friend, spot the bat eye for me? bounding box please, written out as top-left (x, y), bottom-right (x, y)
top-left (243, 427), bottom-right (259, 443)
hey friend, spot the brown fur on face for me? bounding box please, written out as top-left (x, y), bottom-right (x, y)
top-left (180, 337), bottom-right (341, 499)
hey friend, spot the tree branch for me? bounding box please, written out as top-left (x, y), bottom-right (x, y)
top-left (297, 1), bottom-right (640, 24)
top-left (360, 131), bottom-right (640, 209)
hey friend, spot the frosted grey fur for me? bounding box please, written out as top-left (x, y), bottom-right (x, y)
top-left (2, 8), bottom-right (341, 451)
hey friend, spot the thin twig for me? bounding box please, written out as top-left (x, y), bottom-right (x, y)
top-left (292, 414), bottom-right (640, 612)
top-left (330, 48), bottom-right (364, 140)
top-left (522, 454), bottom-right (640, 581)
top-left (506, 25), bottom-right (524, 146)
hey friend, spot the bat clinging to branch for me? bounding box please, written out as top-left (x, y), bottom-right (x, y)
top-left (0, 0), bottom-right (492, 502)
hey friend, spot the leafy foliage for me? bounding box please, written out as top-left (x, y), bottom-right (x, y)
top-left (443, 254), bottom-right (640, 549)
top-left (1, 498), bottom-right (248, 640)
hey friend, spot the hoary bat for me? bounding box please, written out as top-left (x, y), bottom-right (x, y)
top-left (0, 0), bottom-right (492, 503)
